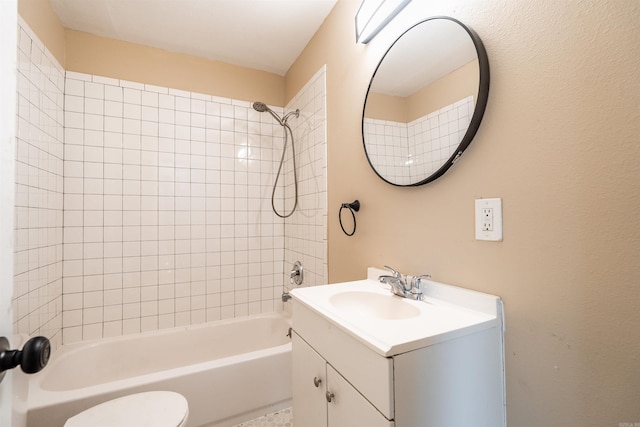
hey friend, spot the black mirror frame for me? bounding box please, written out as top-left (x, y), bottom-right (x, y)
top-left (362, 16), bottom-right (490, 187)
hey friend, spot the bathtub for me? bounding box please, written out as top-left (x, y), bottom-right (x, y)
top-left (27, 313), bottom-right (292, 427)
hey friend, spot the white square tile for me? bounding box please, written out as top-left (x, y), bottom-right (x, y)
top-left (65, 95), bottom-right (84, 113)
top-left (124, 88), bottom-right (141, 105)
top-left (104, 241), bottom-right (123, 257)
top-left (84, 113), bottom-right (103, 131)
top-left (142, 106), bottom-right (159, 122)
top-left (105, 117), bottom-right (123, 133)
top-left (141, 121), bottom-right (158, 136)
top-left (175, 97), bottom-right (190, 112)
top-left (95, 194), bottom-right (115, 211)
top-left (65, 111), bottom-right (84, 129)
top-left (104, 85), bottom-right (123, 102)
top-left (84, 162), bottom-right (103, 179)
top-left (85, 98), bottom-right (104, 115)
top-left (141, 91), bottom-right (159, 107)
top-left (83, 178), bottom-right (103, 194)
top-left (159, 109), bottom-right (175, 124)
top-left (159, 94), bottom-right (174, 109)
top-left (104, 101), bottom-right (123, 118)
top-left (85, 82), bottom-right (104, 99)
top-left (65, 79), bottom-right (85, 96)
top-left (123, 119), bottom-right (141, 135)
top-left (123, 134), bottom-right (141, 150)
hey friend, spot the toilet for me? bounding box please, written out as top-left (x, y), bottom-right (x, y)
top-left (64, 391), bottom-right (189, 427)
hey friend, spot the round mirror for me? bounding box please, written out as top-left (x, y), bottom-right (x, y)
top-left (362, 17), bottom-right (489, 186)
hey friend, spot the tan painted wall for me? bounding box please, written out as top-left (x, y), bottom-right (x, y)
top-left (18, 0), bottom-right (65, 65)
top-left (406, 59), bottom-right (478, 122)
top-left (19, 0), bottom-right (284, 105)
top-left (364, 59), bottom-right (478, 123)
top-left (287, 0), bottom-right (640, 426)
top-left (16, 0), bottom-right (640, 424)
top-left (65, 30), bottom-right (285, 106)
top-left (364, 92), bottom-right (407, 122)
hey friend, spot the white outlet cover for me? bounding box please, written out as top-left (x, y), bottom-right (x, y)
top-left (475, 198), bottom-right (503, 241)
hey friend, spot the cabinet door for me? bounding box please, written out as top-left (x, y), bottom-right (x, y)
top-left (327, 365), bottom-right (394, 427)
top-left (292, 332), bottom-right (327, 427)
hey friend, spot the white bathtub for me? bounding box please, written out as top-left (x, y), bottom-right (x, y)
top-left (27, 313), bottom-right (292, 427)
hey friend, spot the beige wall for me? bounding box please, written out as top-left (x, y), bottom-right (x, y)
top-left (16, 0), bottom-right (640, 424)
top-left (65, 30), bottom-right (285, 106)
top-left (364, 92), bottom-right (407, 122)
top-left (288, 0), bottom-right (640, 426)
top-left (406, 59), bottom-right (478, 122)
top-left (18, 0), bottom-right (65, 65)
top-left (364, 59), bottom-right (478, 123)
top-left (18, 0), bottom-right (285, 106)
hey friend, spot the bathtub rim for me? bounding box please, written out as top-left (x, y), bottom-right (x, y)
top-left (28, 311), bottom-right (291, 409)
top-left (51, 311), bottom-right (291, 357)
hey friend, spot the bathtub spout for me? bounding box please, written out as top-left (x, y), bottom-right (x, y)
top-left (281, 292), bottom-right (291, 302)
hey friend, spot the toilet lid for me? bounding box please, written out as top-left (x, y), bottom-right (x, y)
top-left (65, 391), bottom-right (189, 427)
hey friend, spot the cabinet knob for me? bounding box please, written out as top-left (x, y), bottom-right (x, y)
top-left (313, 376), bottom-right (322, 387)
top-left (325, 390), bottom-right (335, 403)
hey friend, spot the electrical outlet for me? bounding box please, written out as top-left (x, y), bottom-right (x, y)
top-left (481, 208), bottom-right (493, 231)
top-left (475, 198), bottom-right (502, 241)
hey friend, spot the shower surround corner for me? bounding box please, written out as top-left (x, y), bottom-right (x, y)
top-left (13, 17), bottom-right (327, 347)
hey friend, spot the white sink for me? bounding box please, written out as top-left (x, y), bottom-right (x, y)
top-left (290, 267), bottom-right (502, 356)
top-left (329, 291), bottom-right (421, 320)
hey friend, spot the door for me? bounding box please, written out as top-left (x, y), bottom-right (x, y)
top-left (292, 332), bottom-right (327, 427)
top-left (0, 0), bottom-right (19, 425)
top-left (327, 365), bottom-right (394, 427)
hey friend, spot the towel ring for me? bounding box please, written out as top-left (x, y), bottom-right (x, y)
top-left (339, 200), bottom-right (360, 236)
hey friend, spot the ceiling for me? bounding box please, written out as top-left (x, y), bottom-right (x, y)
top-left (371, 18), bottom-right (478, 98)
top-left (49, 0), bottom-right (338, 76)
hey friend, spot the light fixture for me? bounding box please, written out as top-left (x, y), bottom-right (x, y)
top-left (355, 0), bottom-right (412, 44)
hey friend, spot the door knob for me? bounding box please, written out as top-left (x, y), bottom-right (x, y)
top-left (0, 336), bottom-right (50, 383)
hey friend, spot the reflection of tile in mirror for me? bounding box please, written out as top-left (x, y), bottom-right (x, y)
top-left (363, 96), bottom-right (473, 184)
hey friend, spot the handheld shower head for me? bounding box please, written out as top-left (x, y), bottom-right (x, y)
top-left (251, 101), bottom-right (300, 218)
top-left (252, 102), bottom-right (269, 113)
top-left (252, 101), bottom-right (299, 125)
top-left (252, 101), bottom-right (285, 125)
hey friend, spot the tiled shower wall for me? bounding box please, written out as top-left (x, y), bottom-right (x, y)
top-left (61, 73), bottom-right (292, 342)
top-left (12, 18), bottom-right (65, 349)
top-left (283, 67), bottom-right (328, 293)
top-left (13, 18), bottom-right (326, 346)
top-left (363, 96), bottom-right (473, 185)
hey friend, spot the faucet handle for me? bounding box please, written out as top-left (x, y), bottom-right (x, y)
top-left (411, 274), bottom-right (431, 290)
top-left (383, 265), bottom-right (401, 279)
top-left (411, 274), bottom-right (431, 286)
top-left (406, 274), bottom-right (430, 300)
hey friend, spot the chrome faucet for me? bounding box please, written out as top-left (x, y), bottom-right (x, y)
top-left (379, 266), bottom-right (430, 301)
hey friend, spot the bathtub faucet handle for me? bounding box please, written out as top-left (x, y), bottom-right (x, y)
top-left (290, 261), bottom-right (303, 286)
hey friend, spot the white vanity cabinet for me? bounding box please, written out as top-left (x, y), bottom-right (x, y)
top-left (292, 332), bottom-right (393, 427)
top-left (290, 268), bottom-right (506, 427)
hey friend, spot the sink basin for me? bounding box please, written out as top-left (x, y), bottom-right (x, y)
top-left (290, 268), bottom-right (501, 356)
top-left (329, 291), bottom-right (421, 320)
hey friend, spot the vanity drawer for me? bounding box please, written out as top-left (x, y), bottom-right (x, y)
top-left (292, 300), bottom-right (394, 419)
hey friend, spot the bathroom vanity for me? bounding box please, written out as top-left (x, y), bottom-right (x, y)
top-left (290, 268), bottom-right (505, 427)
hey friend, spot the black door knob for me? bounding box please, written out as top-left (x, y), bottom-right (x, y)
top-left (0, 336), bottom-right (51, 375)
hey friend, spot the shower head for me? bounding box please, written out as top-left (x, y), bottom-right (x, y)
top-left (252, 101), bottom-right (301, 218)
top-left (252, 101), bottom-right (299, 126)
top-left (252, 102), bottom-right (269, 113)
top-left (252, 101), bottom-right (283, 125)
